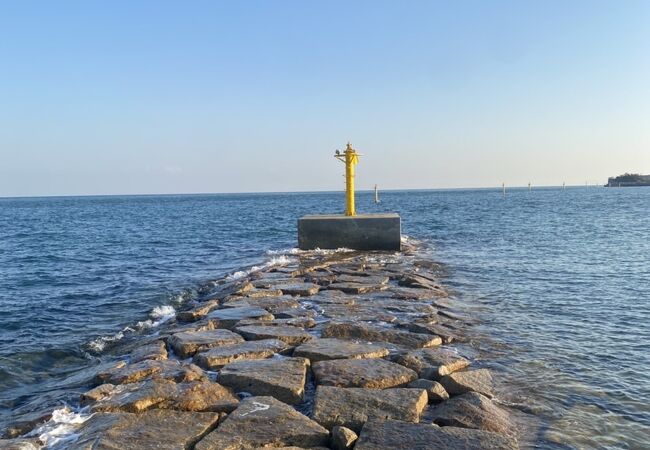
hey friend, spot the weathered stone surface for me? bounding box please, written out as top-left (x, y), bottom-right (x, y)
top-left (219, 357), bottom-right (308, 404)
top-left (401, 321), bottom-right (461, 344)
top-left (236, 316), bottom-right (317, 329)
top-left (81, 379), bottom-right (239, 413)
top-left (353, 419), bottom-right (518, 450)
top-left (0, 438), bottom-right (42, 450)
top-left (273, 282), bottom-right (321, 296)
top-left (331, 425), bottom-right (358, 450)
top-left (294, 338), bottom-right (389, 362)
top-left (205, 307), bottom-right (274, 330)
top-left (431, 392), bottom-right (512, 434)
top-left (394, 347), bottom-right (470, 380)
top-left (398, 273), bottom-right (443, 290)
top-left (96, 359), bottom-right (205, 385)
top-left (274, 307), bottom-right (318, 319)
top-left (440, 369), bottom-right (495, 398)
top-left (313, 358), bottom-right (417, 388)
top-left (325, 282), bottom-right (386, 294)
top-left (177, 299), bottom-right (220, 322)
top-left (195, 396), bottom-right (329, 450)
top-left (129, 340), bottom-right (168, 363)
top-left (245, 289), bottom-right (284, 298)
top-left (168, 329), bottom-right (245, 358)
top-left (311, 386), bottom-right (428, 432)
top-left (194, 339), bottom-right (289, 369)
top-left (407, 379), bottom-right (449, 403)
top-left (241, 296), bottom-right (301, 313)
top-left (235, 325), bottom-right (313, 345)
top-left (69, 410), bottom-right (222, 450)
top-left (321, 323), bottom-right (441, 348)
top-left (318, 303), bottom-right (397, 323)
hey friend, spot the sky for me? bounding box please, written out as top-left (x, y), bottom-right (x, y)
top-left (0, 1), bottom-right (648, 197)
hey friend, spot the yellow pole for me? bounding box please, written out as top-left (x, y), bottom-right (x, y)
top-left (334, 142), bottom-right (360, 216)
top-left (345, 143), bottom-right (356, 216)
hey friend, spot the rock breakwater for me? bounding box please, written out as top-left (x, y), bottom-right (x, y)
top-left (1, 244), bottom-right (525, 449)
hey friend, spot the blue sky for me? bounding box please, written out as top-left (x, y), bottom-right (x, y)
top-left (1, 1), bottom-right (648, 196)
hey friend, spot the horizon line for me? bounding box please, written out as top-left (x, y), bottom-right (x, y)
top-left (0, 183), bottom-right (607, 200)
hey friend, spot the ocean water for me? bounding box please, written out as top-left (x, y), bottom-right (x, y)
top-left (0, 188), bottom-right (648, 448)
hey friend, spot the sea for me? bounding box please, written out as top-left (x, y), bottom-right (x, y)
top-left (0, 188), bottom-right (648, 449)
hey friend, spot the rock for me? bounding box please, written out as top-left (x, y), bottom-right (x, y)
top-left (242, 296), bottom-right (301, 313)
top-left (431, 392), bottom-right (512, 434)
top-left (335, 274), bottom-right (389, 285)
top-left (273, 282), bottom-right (321, 296)
top-left (81, 379), bottom-right (239, 413)
top-left (245, 289), bottom-right (284, 298)
top-left (325, 282), bottom-right (385, 294)
top-left (317, 303), bottom-right (397, 323)
top-left (313, 358), bottom-right (417, 388)
top-left (0, 438), bottom-right (43, 450)
top-left (331, 426), bottom-right (358, 450)
top-left (235, 325), bottom-right (313, 345)
top-left (353, 419), bottom-right (518, 450)
top-left (311, 386), bottom-right (428, 432)
top-left (168, 329), bottom-right (245, 358)
top-left (440, 369), bottom-right (495, 398)
top-left (177, 299), bottom-right (220, 322)
top-left (401, 322), bottom-right (461, 344)
top-left (195, 396), bottom-right (329, 450)
top-left (394, 348), bottom-right (470, 380)
top-left (274, 307), bottom-right (318, 319)
top-left (95, 359), bottom-right (205, 385)
top-left (219, 357), bottom-right (309, 404)
top-left (321, 323), bottom-right (441, 348)
top-left (294, 338), bottom-right (389, 362)
top-left (205, 306), bottom-right (274, 330)
top-left (194, 339), bottom-right (289, 370)
top-left (129, 340), bottom-right (168, 363)
top-left (68, 409), bottom-right (223, 450)
top-left (407, 379), bottom-right (449, 402)
top-left (2, 410), bottom-right (52, 439)
top-left (398, 273), bottom-right (443, 290)
top-left (236, 317), bottom-right (317, 329)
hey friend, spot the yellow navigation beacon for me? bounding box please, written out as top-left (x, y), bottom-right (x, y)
top-left (335, 142), bottom-right (361, 216)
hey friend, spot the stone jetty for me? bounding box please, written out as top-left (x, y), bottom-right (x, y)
top-left (1, 245), bottom-right (521, 449)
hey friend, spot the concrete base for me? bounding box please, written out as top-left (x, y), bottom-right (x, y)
top-left (298, 213), bottom-right (401, 251)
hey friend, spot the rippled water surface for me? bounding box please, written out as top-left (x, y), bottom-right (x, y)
top-left (1, 188), bottom-right (648, 448)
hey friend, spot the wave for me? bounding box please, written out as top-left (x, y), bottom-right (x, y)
top-left (32, 406), bottom-right (91, 449)
top-left (225, 255), bottom-right (294, 281)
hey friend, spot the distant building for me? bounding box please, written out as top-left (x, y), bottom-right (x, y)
top-left (605, 173), bottom-right (650, 187)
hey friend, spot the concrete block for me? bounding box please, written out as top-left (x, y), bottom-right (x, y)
top-left (298, 213), bottom-right (401, 251)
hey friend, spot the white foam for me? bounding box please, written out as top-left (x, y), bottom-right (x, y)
top-left (87, 330), bottom-right (125, 353)
top-left (225, 255), bottom-right (294, 281)
top-left (150, 305), bottom-right (176, 320)
top-left (33, 407), bottom-right (91, 449)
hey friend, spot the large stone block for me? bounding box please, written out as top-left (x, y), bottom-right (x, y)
top-left (298, 214), bottom-right (401, 251)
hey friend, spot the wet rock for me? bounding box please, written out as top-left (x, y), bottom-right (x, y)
top-left (325, 282), bottom-right (386, 294)
top-left (235, 325), bottom-right (313, 345)
top-left (195, 396), bottom-right (329, 450)
top-left (69, 409), bottom-right (222, 450)
top-left (168, 329), bottom-right (245, 358)
top-left (95, 359), bottom-right (205, 385)
top-left (322, 323), bottom-right (441, 348)
top-left (440, 369), bottom-right (495, 398)
top-left (311, 386), bottom-right (428, 432)
top-left (313, 358), bottom-right (417, 388)
top-left (294, 338), bottom-right (389, 362)
top-left (400, 321), bottom-right (461, 344)
top-left (194, 339), bottom-right (289, 370)
top-left (2, 410), bottom-right (51, 439)
top-left (331, 425), bottom-right (358, 450)
top-left (398, 273), bottom-right (443, 290)
top-left (431, 392), bottom-right (512, 434)
top-left (394, 347), bottom-right (470, 380)
top-left (353, 419), bottom-right (518, 450)
top-left (129, 340), bottom-right (168, 363)
top-left (407, 379), bottom-right (449, 402)
top-left (81, 379), bottom-right (239, 413)
top-left (273, 282), bottom-right (321, 296)
top-left (236, 316), bottom-right (317, 329)
top-left (0, 438), bottom-right (43, 450)
top-left (219, 357), bottom-right (309, 404)
top-left (205, 307), bottom-right (274, 330)
top-left (177, 299), bottom-right (220, 322)
top-left (318, 303), bottom-right (397, 323)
